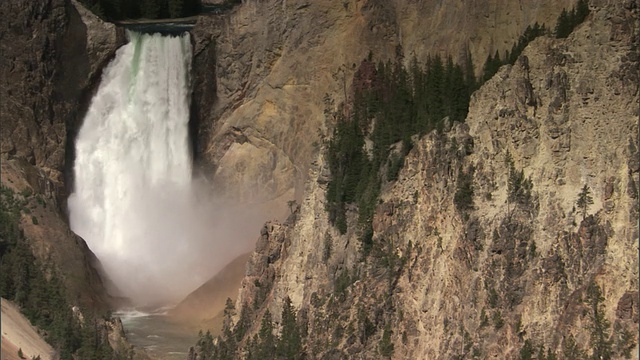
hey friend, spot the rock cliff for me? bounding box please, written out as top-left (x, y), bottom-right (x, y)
top-left (190, 0), bottom-right (575, 208)
top-left (0, 0), bottom-right (124, 310)
top-left (219, 0), bottom-right (639, 358)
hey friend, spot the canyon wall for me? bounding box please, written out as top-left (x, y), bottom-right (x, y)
top-left (0, 0), bottom-right (124, 309)
top-left (219, 0), bottom-right (639, 358)
top-left (190, 0), bottom-right (575, 209)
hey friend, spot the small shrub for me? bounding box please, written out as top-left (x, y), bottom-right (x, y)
top-left (555, 0), bottom-right (590, 38)
top-left (576, 184), bottom-right (594, 220)
top-left (586, 281), bottom-right (613, 359)
top-left (334, 270), bottom-right (352, 300)
top-left (508, 167), bottom-right (533, 206)
top-left (493, 311), bottom-right (504, 330)
top-left (563, 334), bottom-right (586, 359)
top-left (379, 323), bottom-right (394, 357)
top-left (387, 153), bottom-right (404, 182)
top-left (616, 327), bottom-right (636, 359)
top-left (479, 308), bottom-right (489, 328)
top-left (488, 287), bottom-right (499, 308)
top-left (529, 241), bottom-right (537, 258)
top-left (454, 165), bottom-right (475, 216)
top-left (520, 339), bottom-right (534, 360)
top-left (323, 233), bottom-right (332, 263)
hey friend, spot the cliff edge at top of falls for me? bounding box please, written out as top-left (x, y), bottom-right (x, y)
top-left (189, 0), bottom-right (577, 208)
top-left (198, 0), bottom-right (639, 358)
top-left (0, 0), bottom-right (125, 310)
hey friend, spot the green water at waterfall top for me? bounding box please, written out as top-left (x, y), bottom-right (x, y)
top-left (130, 31), bottom-right (143, 94)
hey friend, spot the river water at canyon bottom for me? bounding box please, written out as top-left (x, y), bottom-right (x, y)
top-left (116, 308), bottom-right (199, 359)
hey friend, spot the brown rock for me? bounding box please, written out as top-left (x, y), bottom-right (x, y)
top-left (0, 0), bottom-right (123, 311)
top-left (190, 0), bottom-right (576, 204)
top-left (616, 291), bottom-right (639, 322)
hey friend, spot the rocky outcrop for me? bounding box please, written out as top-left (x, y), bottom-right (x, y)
top-left (0, 0), bottom-right (124, 310)
top-left (0, 0), bottom-right (124, 190)
top-left (169, 253), bottom-right (251, 333)
top-left (224, 0), bottom-right (639, 358)
top-left (189, 0), bottom-right (575, 208)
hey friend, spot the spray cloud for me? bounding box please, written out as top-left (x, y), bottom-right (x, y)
top-left (68, 32), bottom-right (265, 306)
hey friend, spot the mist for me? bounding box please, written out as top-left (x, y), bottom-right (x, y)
top-left (68, 31), bottom-right (274, 307)
top-left (72, 179), bottom-right (271, 306)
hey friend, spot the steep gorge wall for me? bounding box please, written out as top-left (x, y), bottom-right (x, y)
top-left (221, 0), bottom-right (639, 358)
top-left (190, 0), bottom-right (574, 209)
top-left (0, 0), bottom-right (123, 190)
top-left (0, 0), bottom-right (124, 309)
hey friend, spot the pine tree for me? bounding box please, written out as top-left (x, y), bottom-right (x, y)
top-left (277, 296), bottom-right (302, 359)
top-left (450, 62), bottom-right (469, 122)
top-left (234, 303), bottom-right (252, 342)
top-left (168, 0), bottom-right (184, 18)
top-left (586, 282), bottom-right (613, 360)
top-left (575, 0), bottom-right (590, 24)
top-left (454, 165), bottom-right (475, 215)
top-left (492, 50), bottom-right (502, 73)
top-left (520, 339), bottom-right (535, 360)
top-left (464, 49), bottom-right (476, 92)
top-left (223, 297), bottom-right (235, 331)
top-left (555, 8), bottom-right (572, 38)
top-left (119, 0), bottom-right (141, 19)
top-left (379, 323), bottom-right (394, 357)
top-left (426, 54), bottom-right (445, 124)
top-left (140, 0), bottom-right (160, 18)
top-left (576, 184), bottom-right (594, 220)
top-left (482, 50), bottom-right (503, 83)
top-left (256, 310), bottom-right (276, 359)
top-left (508, 167), bottom-right (533, 206)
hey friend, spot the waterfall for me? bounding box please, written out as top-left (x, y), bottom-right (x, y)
top-left (68, 31), bottom-right (202, 305)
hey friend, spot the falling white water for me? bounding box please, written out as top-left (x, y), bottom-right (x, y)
top-left (68, 31), bottom-right (234, 306)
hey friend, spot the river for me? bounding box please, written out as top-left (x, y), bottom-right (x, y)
top-left (117, 308), bottom-right (200, 360)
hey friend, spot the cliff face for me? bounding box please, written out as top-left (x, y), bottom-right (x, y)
top-left (224, 0), bottom-right (639, 358)
top-left (0, 0), bottom-right (123, 189)
top-left (190, 0), bottom-right (574, 207)
top-left (0, 0), bottom-right (124, 310)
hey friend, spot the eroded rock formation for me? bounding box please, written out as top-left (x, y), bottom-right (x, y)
top-left (189, 0), bottom-right (576, 208)
top-left (221, 1), bottom-right (639, 358)
top-left (0, 0), bottom-right (124, 310)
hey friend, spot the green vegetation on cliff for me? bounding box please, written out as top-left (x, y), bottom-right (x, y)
top-left (326, 53), bottom-right (474, 249)
top-left (0, 187), bottom-right (130, 360)
top-left (327, 0), bottom-right (591, 247)
top-left (481, 22), bottom-right (547, 83)
top-left (555, 0), bottom-right (590, 38)
top-left (193, 296), bottom-right (305, 360)
top-left (78, 0), bottom-right (202, 21)
top-left (482, 0), bottom-right (590, 83)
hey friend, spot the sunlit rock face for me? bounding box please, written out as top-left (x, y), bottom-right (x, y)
top-left (189, 0), bottom-right (575, 207)
top-left (216, 1), bottom-right (639, 358)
